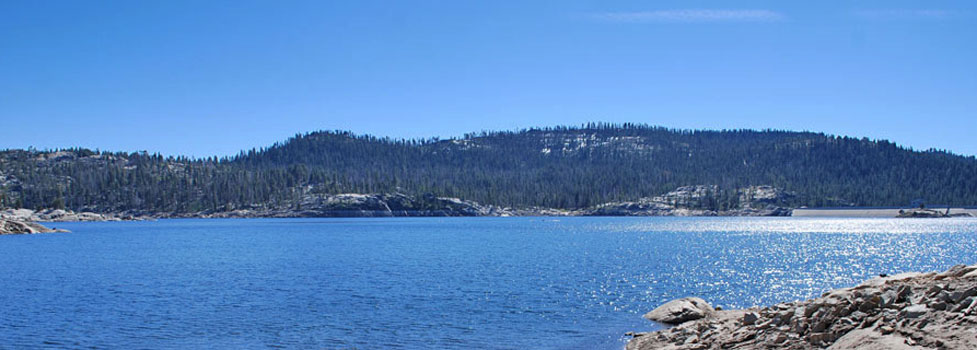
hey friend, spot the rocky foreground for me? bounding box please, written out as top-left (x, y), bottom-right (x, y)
top-left (0, 219), bottom-right (67, 234)
top-left (629, 264), bottom-right (977, 349)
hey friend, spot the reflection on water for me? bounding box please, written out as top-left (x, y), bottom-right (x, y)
top-left (1, 217), bottom-right (975, 349)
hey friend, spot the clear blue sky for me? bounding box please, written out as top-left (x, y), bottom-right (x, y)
top-left (2, 0), bottom-right (975, 157)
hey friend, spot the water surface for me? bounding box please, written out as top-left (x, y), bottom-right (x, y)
top-left (1, 217), bottom-right (975, 349)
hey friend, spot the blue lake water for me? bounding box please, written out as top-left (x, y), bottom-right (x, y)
top-left (2, 217), bottom-right (976, 349)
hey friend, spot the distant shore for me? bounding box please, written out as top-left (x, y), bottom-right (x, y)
top-left (0, 186), bottom-right (799, 221)
top-left (3, 205), bottom-right (976, 223)
top-left (5, 184), bottom-right (974, 222)
top-left (1, 205), bottom-right (793, 222)
top-left (794, 207), bottom-right (977, 218)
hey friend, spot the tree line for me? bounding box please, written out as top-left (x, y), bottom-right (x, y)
top-left (1, 124), bottom-right (975, 213)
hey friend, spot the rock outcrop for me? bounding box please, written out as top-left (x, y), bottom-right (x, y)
top-left (721, 205), bottom-right (793, 217)
top-left (895, 209), bottom-right (974, 218)
top-left (644, 297), bottom-right (716, 325)
top-left (0, 219), bottom-right (67, 234)
top-left (628, 264), bottom-right (977, 349)
top-left (585, 185), bottom-right (794, 217)
top-left (897, 209), bottom-right (950, 218)
top-left (167, 193), bottom-right (517, 218)
top-left (0, 208), bottom-right (152, 222)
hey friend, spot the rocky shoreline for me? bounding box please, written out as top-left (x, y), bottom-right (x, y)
top-left (1, 208), bottom-right (154, 222)
top-left (163, 186), bottom-right (794, 218)
top-left (0, 219), bottom-right (68, 234)
top-left (896, 208), bottom-right (973, 219)
top-left (16, 186), bottom-right (972, 221)
top-left (0, 185), bottom-right (797, 221)
top-left (628, 264), bottom-right (977, 349)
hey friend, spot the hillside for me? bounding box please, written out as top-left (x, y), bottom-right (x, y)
top-left (1, 124), bottom-right (975, 215)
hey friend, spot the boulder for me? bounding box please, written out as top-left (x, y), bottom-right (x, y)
top-left (900, 304), bottom-right (928, 318)
top-left (643, 297), bottom-right (715, 324)
top-left (741, 312), bottom-right (759, 325)
top-left (828, 328), bottom-right (915, 350)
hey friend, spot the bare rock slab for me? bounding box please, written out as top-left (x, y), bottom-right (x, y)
top-left (643, 297), bottom-right (714, 324)
top-left (0, 219), bottom-right (68, 234)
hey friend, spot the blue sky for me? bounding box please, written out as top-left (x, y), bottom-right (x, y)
top-left (1, 0), bottom-right (975, 157)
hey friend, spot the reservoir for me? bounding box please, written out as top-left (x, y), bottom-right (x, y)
top-left (1, 217), bottom-right (975, 349)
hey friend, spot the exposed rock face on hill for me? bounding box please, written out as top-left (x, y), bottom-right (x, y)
top-left (722, 205), bottom-right (793, 217)
top-left (165, 193), bottom-right (515, 218)
top-left (627, 264), bottom-right (977, 350)
top-left (0, 219), bottom-right (67, 234)
top-left (585, 185), bottom-right (794, 217)
top-left (738, 185), bottom-right (795, 207)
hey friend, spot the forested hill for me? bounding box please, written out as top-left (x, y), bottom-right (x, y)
top-left (2, 124), bottom-right (976, 214)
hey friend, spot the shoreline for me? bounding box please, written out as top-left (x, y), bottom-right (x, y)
top-left (6, 208), bottom-right (977, 223)
top-left (2, 206), bottom-right (794, 222)
top-left (628, 264), bottom-right (977, 349)
top-left (0, 219), bottom-right (68, 234)
top-left (4, 186), bottom-right (974, 221)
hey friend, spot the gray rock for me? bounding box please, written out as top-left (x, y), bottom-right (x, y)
top-left (828, 328), bottom-right (916, 350)
top-left (0, 208), bottom-right (35, 221)
top-left (799, 305), bottom-right (817, 318)
top-left (643, 297), bottom-right (715, 324)
top-left (858, 295), bottom-right (881, 312)
top-left (741, 312), bottom-right (759, 325)
top-left (628, 264), bottom-right (977, 350)
top-left (952, 297), bottom-right (975, 313)
top-left (956, 286), bottom-right (977, 303)
top-left (808, 332), bottom-right (832, 345)
top-left (900, 304), bottom-right (928, 318)
top-left (940, 264), bottom-right (975, 278)
top-left (880, 289), bottom-right (899, 308)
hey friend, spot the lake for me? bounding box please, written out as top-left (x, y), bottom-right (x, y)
top-left (1, 217), bottom-right (976, 349)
